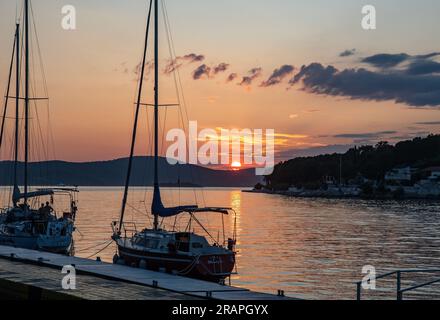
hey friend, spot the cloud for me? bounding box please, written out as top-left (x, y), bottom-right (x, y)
top-left (415, 121), bottom-right (440, 125)
top-left (239, 67), bottom-right (263, 86)
top-left (192, 64), bottom-right (211, 80)
top-left (339, 49), bottom-right (356, 57)
top-left (333, 131), bottom-right (397, 139)
top-left (114, 62), bottom-right (129, 74)
top-left (260, 65), bottom-right (294, 87)
top-left (189, 62), bottom-right (230, 80)
top-left (133, 61), bottom-right (154, 79)
top-left (184, 53), bottom-right (205, 63)
top-left (226, 73), bottom-right (238, 83)
top-left (390, 132), bottom-right (431, 141)
top-left (361, 52), bottom-right (440, 69)
top-left (213, 63), bottom-right (230, 75)
top-left (405, 60), bottom-right (440, 75)
top-left (289, 61), bottom-right (440, 107)
top-left (361, 53), bottom-right (410, 68)
top-left (277, 144), bottom-right (353, 161)
top-left (164, 53), bottom-right (205, 74)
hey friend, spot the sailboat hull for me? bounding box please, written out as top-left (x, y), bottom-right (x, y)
top-left (117, 244), bottom-right (235, 282)
top-left (0, 233), bottom-right (73, 255)
top-left (0, 211), bottom-right (76, 256)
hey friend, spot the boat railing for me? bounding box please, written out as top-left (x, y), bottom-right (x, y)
top-left (355, 269), bottom-right (440, 300)
top-left (121, 221), bottom-right (138, 238)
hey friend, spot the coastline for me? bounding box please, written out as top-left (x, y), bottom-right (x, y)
top-left (242, 189), bottom-right (440, 201)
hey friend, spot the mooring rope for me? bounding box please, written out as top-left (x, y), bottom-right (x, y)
top-left (84, 240), bottom-right (113, 259)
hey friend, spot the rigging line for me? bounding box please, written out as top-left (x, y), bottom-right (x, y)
top-left (29, 73), bottom-right (46, 161)
top-left (162, 1), bottom-right (205, 207)
top-left (160, 106), bottom-right (168, 156)
top-left (162, 1), bottom-right (190, 128)
top-left (0, 27), bottom-right (17, 151)
top-left (127, 202), bottom-right (151, 218)
top-left (30, 1), bottom-right (49, 98)
top-left (146, 97), bottom-right (153, 157)
top-left (162, 6), bottom-right (202, 208)
top-left (119, 0), bottom-right (154, 232)
top-left (1, 120), bottom-right (16, 204)
top-left (30, 1), bottom-right (54, 164)
top-left (190, 213), bottom-right (217, 245)
top-left (32, 96), bottom-right (49, 162)
top-left (29, 43), bottom-right (49, 186)
top-left (161, 2), bottom-right (187, 204)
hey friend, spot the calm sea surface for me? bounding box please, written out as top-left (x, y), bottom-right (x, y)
top-left (3, 187), bottom-right (440, 299)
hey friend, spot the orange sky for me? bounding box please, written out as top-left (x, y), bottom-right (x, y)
top-left (1, 0), bottom-right (440, 164)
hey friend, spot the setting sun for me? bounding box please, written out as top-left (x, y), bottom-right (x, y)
top-left (231, 161), bottom-right (242, 170)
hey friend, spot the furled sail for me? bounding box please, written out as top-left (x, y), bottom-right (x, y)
top-left (151, 185), bottom-right (197, 218)
top-left (13, 189), bottom-right (55, 204)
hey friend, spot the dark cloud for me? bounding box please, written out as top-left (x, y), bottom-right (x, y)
top-left (390, 132), bottom-right (431, 141)
top-left (406, 60), bottom-right (440, 75)
top-left (226, 73), bottom-right (238, 83)
top-left (361, 52), bottom-right (440, 69)
top-left (333, 131), bottom-right (397, 139)
top-left (191, 62), bottom-right (230, 80)
top-left (361, 53), bottom-right (410, 68)
top-left (192, 64), bottom-right (211, 80)
top-left (213, 63), bottom-right (230, 75)
top-left (289, 62), bottom-right (440, 107)
top-left (133, 61), bottom-right (154, 79)
top-left (239, 67), bottom-right (263, 86)
top-left (277, 145), bottom-right (352, 161)
top-left (415, 121), bottom-right (440, 125)
top-left (339, 49), bottom-right (356, 57)
top-left (184, 53), bottom-right (205, 63)
top-left (164, 53), bottom-right (205, 74)
top-left (415, 52), bottom-right (440, 60)
top-left (260, 65), bottom-right (294, 87)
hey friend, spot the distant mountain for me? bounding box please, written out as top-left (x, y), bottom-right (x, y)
top-left (0, 157), bottom-right (261, 187)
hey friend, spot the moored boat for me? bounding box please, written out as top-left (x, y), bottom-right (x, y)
top-left (0, 0), bottom-right (78, 255)
top-left (112, 0), bottom-right (237, 283)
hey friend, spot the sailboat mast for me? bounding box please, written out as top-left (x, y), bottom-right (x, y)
top-left (153, 0), bottom-right (159, 231)
top-left (118, 0), bottom-right (153, 232)
top-left (14, 23), bottom-right (20, 191)
top-left (24, 0), bottom-right (30, 206)
top-left (0, 25), bottom-right (18, 155)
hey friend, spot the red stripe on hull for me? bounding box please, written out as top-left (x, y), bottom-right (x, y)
top-left (118, 245), bottom-right (235, 282)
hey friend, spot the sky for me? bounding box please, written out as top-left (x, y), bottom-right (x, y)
top-left (0, 0), bottom-right (440, 165)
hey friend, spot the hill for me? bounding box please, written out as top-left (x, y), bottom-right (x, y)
top-left (265, 135), bottom-right (440, 190)
top-left (0, 157), bottom-right (261, 187)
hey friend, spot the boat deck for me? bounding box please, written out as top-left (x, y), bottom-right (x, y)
top-left (0, 245), bottom-right (293, 300)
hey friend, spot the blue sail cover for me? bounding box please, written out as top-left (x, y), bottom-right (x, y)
top-left (12, 185), bottom-right (21, 205)
top-left (151, 185), bottom-right (198, 218)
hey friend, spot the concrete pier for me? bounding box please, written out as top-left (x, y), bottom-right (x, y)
top-left (0, 245), bottom-right (292, 300)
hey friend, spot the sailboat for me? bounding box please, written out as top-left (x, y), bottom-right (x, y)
top-left (0, 0), bottom-right (78, 255)
top-left (112, 0), bottom-right (237, 283)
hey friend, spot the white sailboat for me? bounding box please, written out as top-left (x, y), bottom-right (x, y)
top-left (0, 0), bottom-right (78, 255)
